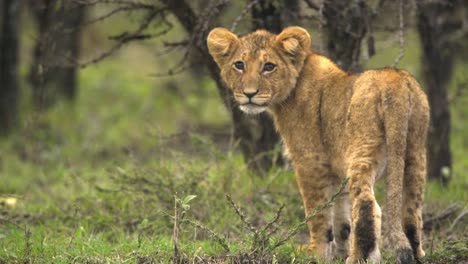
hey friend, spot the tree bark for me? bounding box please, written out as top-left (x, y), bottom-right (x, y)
top-left (29, 0), bottom-right (84, 109)
top-left (0, 0), bottom-right (20, 135)
top-left (416, 0), bottom-right (460, 185)
top-left (322, 0), bottom-right (369, 71)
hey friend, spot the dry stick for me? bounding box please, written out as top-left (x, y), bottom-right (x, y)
top-left (230, 0), bottom-right (260, 32)
top-left (449, 209), bottom-right (468, 231)
top-left (391, 0), bottom-right (405, 67)
top-left (271, 177), bottom-right (349, 250)
top-left (424, 204), bottom-right (461, 228)
top-left (172, 196), bottom-right (180, 264)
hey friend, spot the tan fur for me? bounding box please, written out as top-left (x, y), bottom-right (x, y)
top-left (207, 27), bottom-right (429, 263)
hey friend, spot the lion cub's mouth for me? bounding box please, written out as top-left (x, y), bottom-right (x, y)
top-left (239, 103), bottom-right (268, 115)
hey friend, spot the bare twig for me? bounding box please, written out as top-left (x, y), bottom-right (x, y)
top-left (304, 0), bottom-right (320, 11)
top-left (149, 62), bottom-right (195, 77)
top-left (392, 0), bottom-right (405, 67)
top-left (448, 208), bottom-right (468, 231)
top-left (72, 0), bottom-right (155, 9)
top-left (424, 204), bottom-right (461, 229)
top-left (230, 0), bottom-right (259, 32)
top-left (83, 5), bottom-right (144, 26)
top-left (172, 196), bottom-right (180, 264)
top-left (77, 8), bottom-right (167, 68)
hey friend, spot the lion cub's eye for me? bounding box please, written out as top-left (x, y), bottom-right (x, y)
top-left (263, 63), bottom-right (276, 72)
top-left (234, 61), bottom-right (244, 71)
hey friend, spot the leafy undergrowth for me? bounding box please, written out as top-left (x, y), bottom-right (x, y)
top-left (1, 128), bottom-right (467, 263)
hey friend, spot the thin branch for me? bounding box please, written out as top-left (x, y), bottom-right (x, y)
top-left (148, 63), bottom-right (194, 77)
top-left (424, 204), bottom-right (461, 229)
top-left (262, 204), bottom-right (285, 237)
top-left (77, 9), bottom-right (166, 68)
top-left (304, 0), bottom-right (320, 11)
top-left (392, 0), bottom-right (405, 67)
top-left (449, 208), bottom-right (468, 231)
top-left (230, 0), bottom-right (259, 32)
top-left (82, 5), bottom-right (151, 26)
top-left (72, 0), bottom-right (155, 9)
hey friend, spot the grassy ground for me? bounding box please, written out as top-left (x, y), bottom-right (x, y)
top-left (1, 14), bottom-right (467, 264)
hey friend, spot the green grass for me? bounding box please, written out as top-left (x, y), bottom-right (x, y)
top-left (1, 17), bottom-right (467, 264)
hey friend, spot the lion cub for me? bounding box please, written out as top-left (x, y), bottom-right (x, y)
top-left (207, 27), bottom-right (429, 264)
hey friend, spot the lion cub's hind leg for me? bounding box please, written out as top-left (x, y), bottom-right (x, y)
top-left (381, 85), bottom-right (417, 264)
top-left (401, 104), bottom-right (429, 259)
top-left (345, 140), bottom-right (383, 264)
top-left (344, 92), bottom-right (385, 264)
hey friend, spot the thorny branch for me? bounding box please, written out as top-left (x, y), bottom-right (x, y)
top-left (181, 218), bottom-right (231, 252)
top-left (225, 194), bottom-right (257, 234)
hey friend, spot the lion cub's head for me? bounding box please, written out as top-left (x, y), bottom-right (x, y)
top-left (207, 27), bottom-right (311, 114)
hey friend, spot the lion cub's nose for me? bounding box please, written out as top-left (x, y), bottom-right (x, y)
top-left (243, 89), bottom-right (259, 99)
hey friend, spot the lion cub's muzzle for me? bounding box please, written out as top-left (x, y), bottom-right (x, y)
top-left (234, 91), bottom-right (271, 115)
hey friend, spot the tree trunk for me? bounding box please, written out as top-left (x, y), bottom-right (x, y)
top-left (29, 0), bottom-right (84, 110)
top-left (416, 0), bottom-right (459, 185)
top-left (0, 0), bottom-right (20, 135)
top-left (322, 0), bottom-right (369, 71)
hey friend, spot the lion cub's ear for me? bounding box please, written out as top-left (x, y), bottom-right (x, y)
top-left (276, 27), bottom-right (311, 58)
top-left (207, 28), bottom-right (240, 66)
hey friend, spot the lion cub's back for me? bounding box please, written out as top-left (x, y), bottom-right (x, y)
top-left (351, 68), bottom-right (429, 120)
